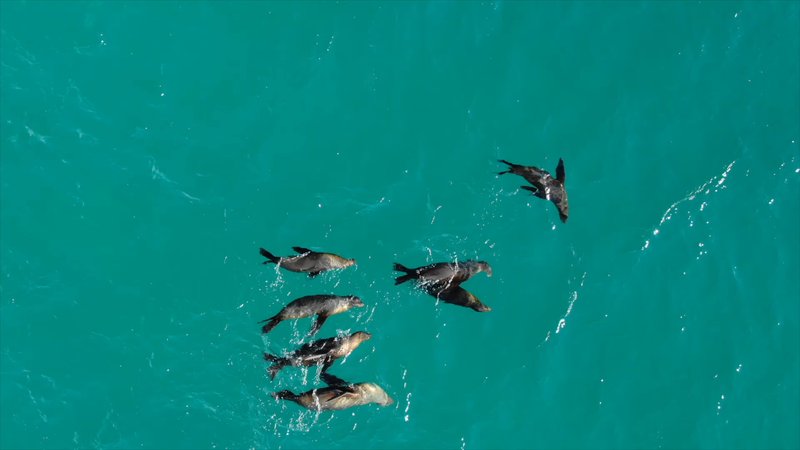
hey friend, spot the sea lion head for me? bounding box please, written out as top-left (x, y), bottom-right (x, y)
top-left (347, 296), bottom-right (365, 308)
top-left (351, 331), bottom-right (372, 343)
top-left (344, 258), bottom-right (357, 267)
top-left (467, 260), bottom-right (492, 277)
top-left (362, 383), bottom-right (394, 406)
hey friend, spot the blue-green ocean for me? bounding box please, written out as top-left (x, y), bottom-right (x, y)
top-left (1, 1), bottom-right (798, 449)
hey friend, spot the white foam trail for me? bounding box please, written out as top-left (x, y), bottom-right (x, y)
top-left (642, 160), bottom-right (735, 251)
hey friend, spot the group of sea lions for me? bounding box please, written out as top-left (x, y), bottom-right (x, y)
top-left (257, 157), bottom-right (569, 412)
top-left (258, 246), bottom-right (393, 411)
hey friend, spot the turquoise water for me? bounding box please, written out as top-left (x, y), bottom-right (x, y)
top-left (1, 1), bottom-right (799, 448)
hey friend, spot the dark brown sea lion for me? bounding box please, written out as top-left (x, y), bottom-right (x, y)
top-left (272, 373), bottom-right (394, 411)
top-left (259, 246), bottom-right (356, 277)
top-left (259, 295), bottom-right (365, 335)
top-left (392, 260), bottom-right (492, 289)
top-left (424, 284), bottom-right (491, 312)
top-left (498, 158), bottom-right (569, 223)
top-left (263, 331), bottom-right (371, 380)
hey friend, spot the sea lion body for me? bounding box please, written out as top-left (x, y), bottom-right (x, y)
top-left (425, 284), bottom-right (491, 312)
top-left (264, 331), bottom-right (371, 379)
top-left (498, 158), bottom-right (569, 223)
top-left (259, 247), bottom-right (356, 277)
top-left (392, 260), bottom-right (492, 288)
top-left (259, 295), bottom-right (365, 335)
top-left (273, 373), bottom-right (393, 411)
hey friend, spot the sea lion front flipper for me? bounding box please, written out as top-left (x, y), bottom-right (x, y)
top-left (326, 387), bottom-right (356, 401)
top-left (320, 358), bottom-right (335, 373)
top-left (292, 246), bottom-right (313, 254)
top-left (555, 158), bottom-right (565, 183)
top-left (308, 271), bottom-right (322, 278)
top-left (320, 372), bottom-right (351, 388)
top-left (520, 185), bottom-right (548, 200)
top-left (310, 314), bottom-right (329, 335)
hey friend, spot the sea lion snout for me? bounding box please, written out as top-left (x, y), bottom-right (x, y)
top-left (350, 296), bottom-right (365, 307)
top-left (345, 259), bottom-right (357, 267)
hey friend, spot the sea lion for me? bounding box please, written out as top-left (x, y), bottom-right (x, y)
top-left (259, 295), bottom-right (365, 335)
top-left (272, 372), bottom-right (394, 411)
top-left (259, 246), bottom-right (356, 277)
top-left (392, 260), bottom-right (492, 288)
top-left (498, 158), bottom-right (569, 223)
top-left (424, 284), bottom-right (491, 312)
top-left (263, 331), bottom-right (371, 380)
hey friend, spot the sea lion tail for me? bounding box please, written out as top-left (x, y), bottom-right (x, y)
top-left (273, 390), bottom-right (299, 403)
top-left (259, 316), bottom-right (281, 334)
top-left (259, 248), bottom-right (280, 265)
top-left (393, 263), bottom-right (414, 285)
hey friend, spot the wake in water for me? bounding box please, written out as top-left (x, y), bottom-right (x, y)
top-left (642, 160), bottom-right (736, 251)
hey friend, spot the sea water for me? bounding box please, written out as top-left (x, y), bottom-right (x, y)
top-left (1, 1), bottom-right (798, 449)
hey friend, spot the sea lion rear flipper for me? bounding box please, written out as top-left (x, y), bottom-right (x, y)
top-left (259, 248), bottom-right (281, 264)
top-left (273, 390), bottom-right (299, 403)
top-left (260, 315), bottom-right (282, 334)
top-left (310, 314), bottom-right (329, 335)
top-left (308, 271), bottom-right (322, 278)
top-left (392, 263), bottom-right (412, 274)
top-left (555, 158), bottom-right (565, 182)
top-left (497, 159), bottom-right (517, 175)
top-left (393, 263), bottom-right (415, 285)
top-left (292, 246), bottom-right (313, 254)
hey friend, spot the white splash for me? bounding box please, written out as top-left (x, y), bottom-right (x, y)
top-left (642, 160), bottom-right (735, 251)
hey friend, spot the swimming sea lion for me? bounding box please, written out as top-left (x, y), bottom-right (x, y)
top-left (392, 260), bottom-right (493, 288)
top-left (259, 246), bottom-right (356, 277)
top-left (263, 331), bottom-right (371, 379)
top-left (259, 295), bottom-right (365, 335)
top-left (498, 158), bottom-right (569, 223)
top-left (272, 372), bottom-right (394, 411)
top-left (424, 284), bottom-right (491, 312)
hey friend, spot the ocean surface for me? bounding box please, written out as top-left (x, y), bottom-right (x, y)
top-left (1, 1), bottom-right (798, 449)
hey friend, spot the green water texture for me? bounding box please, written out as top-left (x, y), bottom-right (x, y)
top-left (1, 1), bottom-right (799, 449)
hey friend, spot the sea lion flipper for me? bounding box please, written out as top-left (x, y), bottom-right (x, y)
top-left (497, 159), bottom-right (515, 175)
top-left (556, 158), bottom-right (565, 182)
top-left (326, 387), bottom-right (356, 401)
top-left (259, 248), bottom-right (280, 264)
top-left (260, 315), bottom-right (282, 334)
top-left (520, 185), bottom-right (538, 194)
top-left (393, 263), bottom-right (415, 285)
top-left (310, 314), bottom-right (329, 335)
top-left (308, 271), bottom-right (322, 278)
top-left (320, 358), bottom-right (334, 373)
top-left (320, 372), bottom-right (350, 387)
top-left (292, 246), bottom-right (313, 254)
